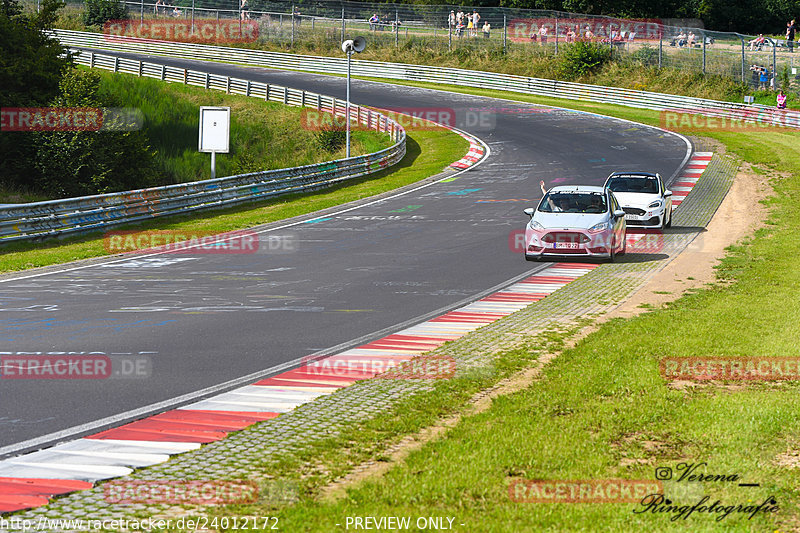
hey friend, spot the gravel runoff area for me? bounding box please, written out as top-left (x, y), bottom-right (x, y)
top-left (1, 140), bottom-right (738, 532)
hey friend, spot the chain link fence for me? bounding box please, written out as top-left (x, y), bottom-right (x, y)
top-left (26, 0), bottom-right (800, 91)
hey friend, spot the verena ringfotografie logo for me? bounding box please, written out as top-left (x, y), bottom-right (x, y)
top-left (509, 479), bottom-right (662, 503)
top-left (103, 20), bottom-right (258, 44)
top-left (1, 108), bottom-right (143, 132)
top-left (300, 354), bottom-right (456, 379)
top-left (103, 480), bottom-right (258, 505)
top-left (104, 230), bottom-right (268, 254)
top-left (660, 357), bottom-right (800, 381)
top-left (660, 108), bottom-right (800, 132)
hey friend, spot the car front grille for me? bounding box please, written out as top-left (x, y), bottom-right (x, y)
top-left (623, 207), bottom-right (646, 216)
top-left (542, 232), bottom-right (590, 244)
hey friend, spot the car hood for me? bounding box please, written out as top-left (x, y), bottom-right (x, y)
top-left (613, 192), bottom-right (660, 208)
top-left (532, 212), bottom-right (608, 230)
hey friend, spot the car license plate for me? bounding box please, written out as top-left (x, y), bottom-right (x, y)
top-left (624, 214), bottom-right (641, 221)
top-left (554, 242), bottom-right (579, 249)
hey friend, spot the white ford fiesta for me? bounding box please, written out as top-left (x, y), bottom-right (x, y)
top-left (603, 172), bottom-right (673, 229)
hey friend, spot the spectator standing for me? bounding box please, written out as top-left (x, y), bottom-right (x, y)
top-left (777, 89), bottom-right (787, 109)
top-left (787, 19), bottom-right (796, 52)
top-left (369, 14), bottom-right (379, 31)
top-left (539, 24), bottom-right (548, 44)
top-left (759, 67), bottom-right (769, 90)
top-left (448, 10), bottom-right (455, 30)
top-left (472, 11), bottom-right (480, 37)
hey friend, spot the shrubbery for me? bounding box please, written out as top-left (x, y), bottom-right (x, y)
top-left (557, 42), bottom-right (612, 80)
top-left (82, 0), bottom-right (126, 27)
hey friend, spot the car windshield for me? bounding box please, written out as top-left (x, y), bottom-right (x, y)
top-left (538, 191), bottom-right (607, 214)
top-left (607, 176), bottom-right (659, 194)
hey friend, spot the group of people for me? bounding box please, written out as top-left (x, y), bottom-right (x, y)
top-left (674, 30), bottom-right (698, 47)
top-left (449, 10), bottom-right (488, 38)
top-left (153, 0), bottom-right (181, 18)
top-left (368, 13), bottom-right (400, 31)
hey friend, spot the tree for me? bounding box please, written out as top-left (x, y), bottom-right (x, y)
top-left (0, 0), bottom-right (73, 190)
top-left (33, 70), bottom-right (157, 197)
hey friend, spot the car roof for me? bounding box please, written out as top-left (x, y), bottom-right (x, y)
top-left (548, 185), bottom-right (606, 193)
top-left (607, 172), bottom-right (659, 179)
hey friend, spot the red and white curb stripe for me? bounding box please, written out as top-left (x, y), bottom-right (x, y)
top-left (0, 261), bottom-right (593, 512)
top-left (671, 152), bottom-right (712, 209)
top-left (449, 130), bottom-right (486, 170)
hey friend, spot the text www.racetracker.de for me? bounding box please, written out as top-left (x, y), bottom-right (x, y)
top-left (0, 516), bottom-right (279, 531)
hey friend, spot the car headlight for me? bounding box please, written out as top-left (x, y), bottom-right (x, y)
top-left (648, 200), bottom-right (662, 209)
top-left (529, 220), bottom-right (544, 230)
top-left (588, 222), bottom-right (608, 232)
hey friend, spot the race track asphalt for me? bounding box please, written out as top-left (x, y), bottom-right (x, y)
top-left (0, 53), bottom-right (690, 455)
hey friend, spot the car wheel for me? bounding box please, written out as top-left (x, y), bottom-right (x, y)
top-left (617, 237), bottom-right (626, 256)
top-left (661, 212), bottom-right (668, 229)
top-left (605, 241), bottom-right (616, 263)
top-left (666, 208), bottom-right (673, 228)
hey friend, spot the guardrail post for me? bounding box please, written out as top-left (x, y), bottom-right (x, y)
top-left (205, 72), bottom-right (209, 89)
top-left (317, 93), bottom-right (321, 109)
top-left (184, 68), bottom-right (188, 84)
top-left (301, 90), bottom-right (305, 106)
top-left (138, 60), bottom-right (143, 77)
top-left (159, 64), bottom-right (165, 80)
top-left (113, 56), bottom-right (119, 72)
top-left (246, 80), bottom-right (251, 96)
top-left (226, 76), bottom-right (231, 94)
top-left (284, 87), bottom-right (288, 104)
top-left (265, 84), bottom-right (270, 100)
top-left (311, 17), bottom-right (314, 30)
top-left (89, 51), bottom-right (95, 68)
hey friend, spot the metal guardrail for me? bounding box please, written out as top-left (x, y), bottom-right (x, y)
top-left (54, 29), bottom-right (800, 129)
top-left (0, 49), bottom-right (406, 243)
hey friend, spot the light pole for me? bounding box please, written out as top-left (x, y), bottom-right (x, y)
top-left (341, 36), bottom-right (366, 158)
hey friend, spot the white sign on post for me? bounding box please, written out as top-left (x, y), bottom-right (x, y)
top-left (199, 106), bottom-right (230, 179)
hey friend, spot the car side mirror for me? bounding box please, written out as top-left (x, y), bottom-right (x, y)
top-left (523, 207), bottom-right (535, 218)
top-left (664, 189), bottom-right (672, 197)
top-left (613, 209), bottom-right (626, 218)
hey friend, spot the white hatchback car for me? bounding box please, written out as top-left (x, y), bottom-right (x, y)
top-left (523, 185), bottom-right (627, 262)
top-left (603, 172), bottom-right (673, 229)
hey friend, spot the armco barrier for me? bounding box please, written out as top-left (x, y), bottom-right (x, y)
top-left (0, 49), bottom-right (405, 243)
top-left (53, 29), bottom-right (800, 129)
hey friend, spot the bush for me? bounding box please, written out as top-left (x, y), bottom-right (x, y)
top-left (557, 42), bottom-right (612, 80)
top-left (33, 69), bottom-right (157, 197)
top-left (315, 125), bottom-right (346, 153)
top-left (82, 0), bottom-right (126, 27)
top-left (631, 44), bottom-right (659, 66)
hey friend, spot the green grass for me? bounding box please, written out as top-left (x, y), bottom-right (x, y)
top-left (95, 69), bottom-right (388, 185)
top-left (0, 127), bottom-right (467, 271)
top-left (188, 85), bottom-right (800, 532)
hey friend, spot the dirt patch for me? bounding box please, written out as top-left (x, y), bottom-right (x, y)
top-left (605, 160), bottom-right (771, 321)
